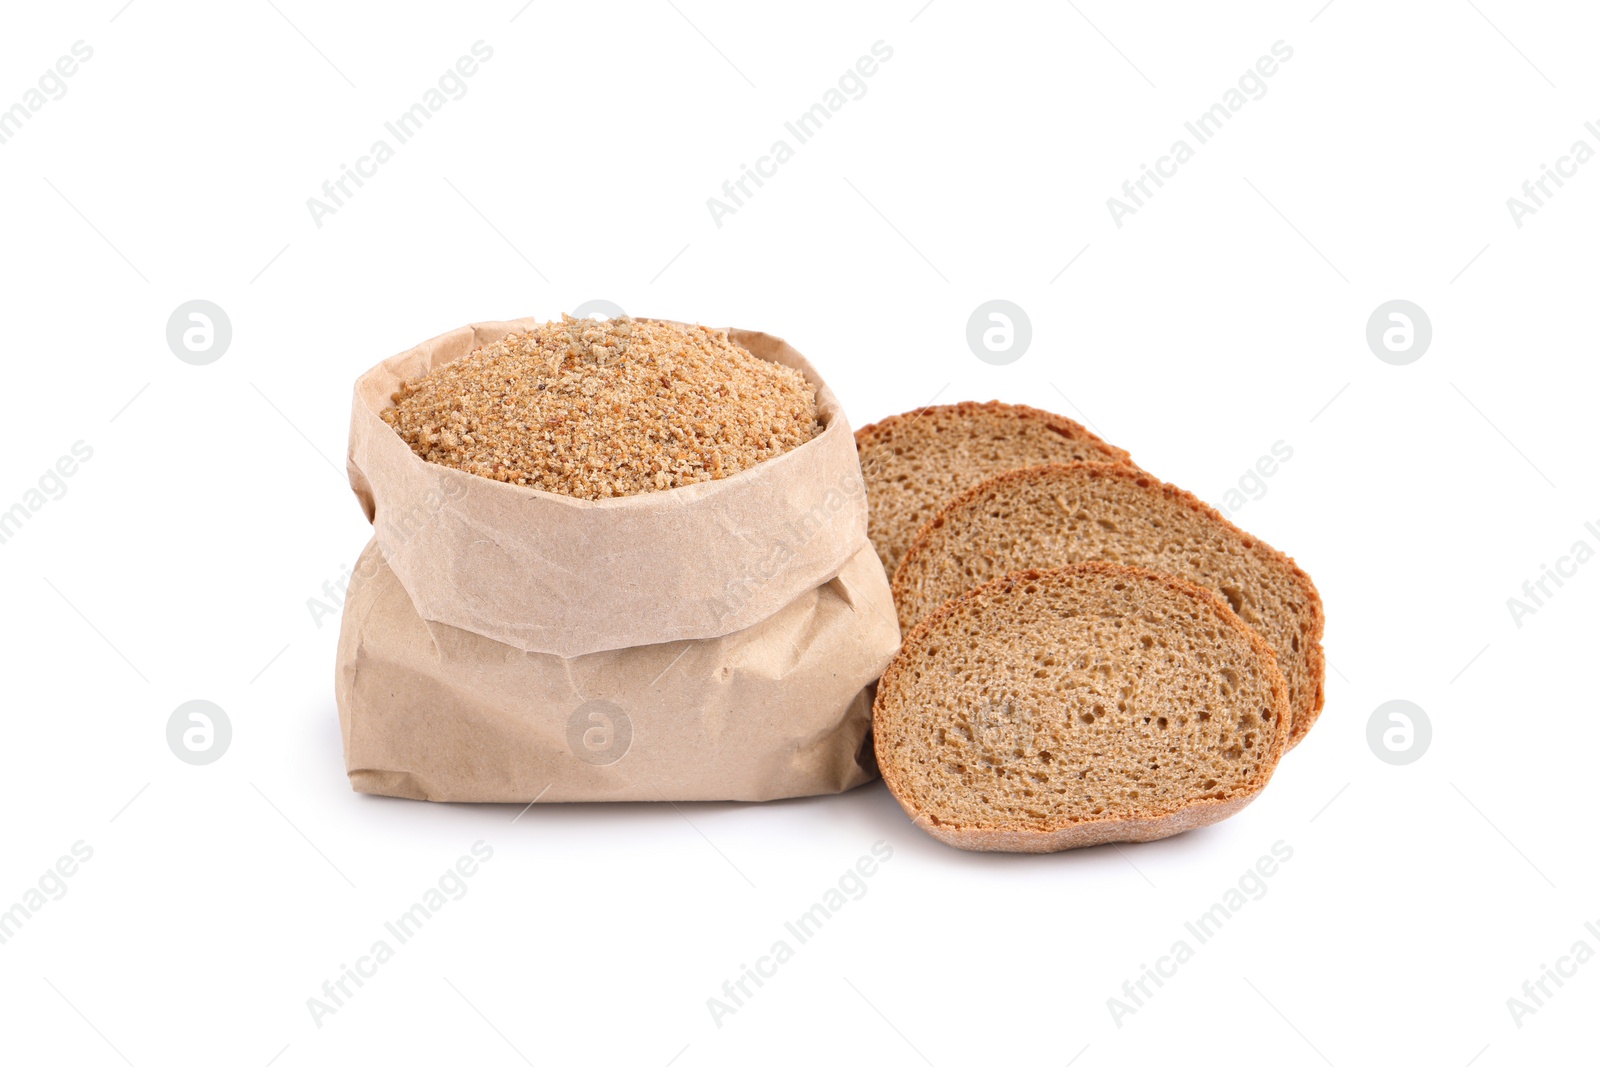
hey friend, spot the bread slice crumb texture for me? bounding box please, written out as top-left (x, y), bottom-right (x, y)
top-left (873, 563), bottom-right (1290, 852)
top-left (893, 462), bottom-right (1325, 747)
top-left (854, 401), bottom-right (1132, 578)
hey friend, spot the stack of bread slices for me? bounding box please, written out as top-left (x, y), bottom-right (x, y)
top-left (857, 402), bottom-right (1324, 853)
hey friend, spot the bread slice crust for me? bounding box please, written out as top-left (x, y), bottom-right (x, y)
top-left (854, 401), bottom-right (1134, 578)
top-left (893, 462), bottom-right (1326, 747)
top-left (873, 563), bottom-right (1292, 853)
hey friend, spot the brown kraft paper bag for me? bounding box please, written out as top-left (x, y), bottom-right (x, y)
top-left (335, 318), bottom-right (900, 803)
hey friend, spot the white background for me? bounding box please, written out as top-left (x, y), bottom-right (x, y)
top-left (2, 2), bottom-right (1596, 1064)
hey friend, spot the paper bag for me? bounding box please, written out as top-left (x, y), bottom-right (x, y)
top-left (345, 318), bottom-right (874, 658)
top-left (335, 319), bottom-right (900, 802)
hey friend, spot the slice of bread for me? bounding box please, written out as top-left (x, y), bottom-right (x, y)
top-left (873, 563), bottom-right (1291, 852)
top-left (854, 401), bottom-right (1132, 578)
top-left (893, 463), bottom-right (1325, 747)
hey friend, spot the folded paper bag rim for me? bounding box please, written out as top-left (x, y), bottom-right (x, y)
top-left (345, 317), bottom-right (870, 659)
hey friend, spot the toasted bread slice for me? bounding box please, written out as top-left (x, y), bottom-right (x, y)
top-left (854, 401), bottom-right (1132, 578)
top-left (893, 463), bottom-right (1325, 746)
top-left (873, 563), bottom-right (1291, 852)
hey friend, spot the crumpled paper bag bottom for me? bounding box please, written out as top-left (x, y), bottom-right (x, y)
top-left (335, 539), bottom-right (898, 803)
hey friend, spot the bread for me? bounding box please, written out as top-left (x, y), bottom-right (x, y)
top-left (854, 401), bottom-right (1133, 578)
top-left (872, 563), bottom-right (1292, 852)
top-left (893, 463), bottom-right (1325, 747)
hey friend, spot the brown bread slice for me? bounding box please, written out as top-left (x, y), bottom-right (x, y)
top-left (873, 563), bottom-right (1291, 852)
top-left (893, 463), bottom-right (1325, 747)
top-left (854, 401), bottom-right (1133, 578)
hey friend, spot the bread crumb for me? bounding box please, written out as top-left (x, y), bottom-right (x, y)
top-left (381, 316), bottom-right (822, 499)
